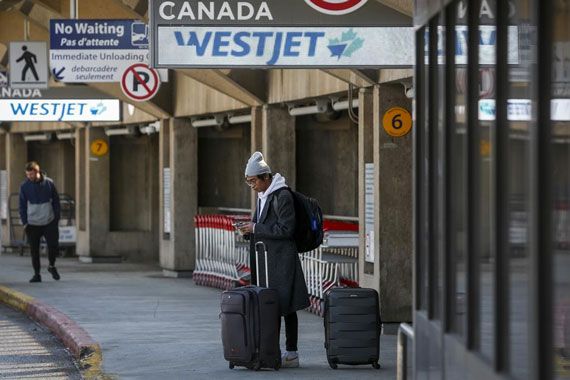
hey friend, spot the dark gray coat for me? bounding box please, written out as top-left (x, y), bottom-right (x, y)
top-left (249, 188), bottom-right (310, 316)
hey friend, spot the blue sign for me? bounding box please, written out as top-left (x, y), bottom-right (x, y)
top-left (50, 19), bottom-right (148, 50)
top-left (49, 20), bottom-right (152, 82)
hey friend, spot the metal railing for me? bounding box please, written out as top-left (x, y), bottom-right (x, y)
top-left (193, 213), bottom-right (361, 316)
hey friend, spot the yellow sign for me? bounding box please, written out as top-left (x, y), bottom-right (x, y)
top-left (90, 139), bottom-right (109, 157)
top-left (383, 107), bottom-right (413, 137)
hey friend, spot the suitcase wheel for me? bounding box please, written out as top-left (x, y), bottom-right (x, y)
top-left (373, 362), bottom-right (381, 370)
top-left (254, 362), bottom-right (262, 371)
top-left (229, 362), bottom-right (235, 370)
top-left (274, 362), bottom-right (281, 371)
top-left (328, 359), bottom-right (338, 370)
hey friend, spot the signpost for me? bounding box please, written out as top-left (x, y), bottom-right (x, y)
top-left (9, 42), bottom-right (49, 89)
top-left (121, 63), bottom-right (161, 101)
top-left (149, 0), bottom-right (413, 68)
top-left (50, 19), bottom-right (160, 83)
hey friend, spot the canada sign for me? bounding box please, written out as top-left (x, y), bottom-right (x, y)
top-left (304, 0), bottom-right (368, 15)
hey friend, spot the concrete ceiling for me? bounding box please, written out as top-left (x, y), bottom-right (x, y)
top-left (374, 0), bottom-right (413, 17)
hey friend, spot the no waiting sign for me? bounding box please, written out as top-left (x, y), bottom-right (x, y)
top-left (121, 63), bottom-right (160, 102)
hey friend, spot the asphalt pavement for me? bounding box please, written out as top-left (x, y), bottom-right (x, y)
top-left (0, 253), bottom-right (397, 379)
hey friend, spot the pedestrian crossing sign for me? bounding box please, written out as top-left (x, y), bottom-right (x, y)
top-left (9, 41), bottom-right (48, 89)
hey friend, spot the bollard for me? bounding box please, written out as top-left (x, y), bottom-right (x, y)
top-left (397, 323), bottom-right (413, 380)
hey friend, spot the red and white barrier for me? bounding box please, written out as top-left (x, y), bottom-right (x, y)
top-left (193, 214), bottom-right (360, 316)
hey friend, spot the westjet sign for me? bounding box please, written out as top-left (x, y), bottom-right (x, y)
top-left (156, 27), bottom-right (413, 67)
top-left (0, 99), bottom-right (120, 121)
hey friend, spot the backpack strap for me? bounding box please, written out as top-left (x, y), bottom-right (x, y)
top-left (271, 187), bottom-right (290, 216)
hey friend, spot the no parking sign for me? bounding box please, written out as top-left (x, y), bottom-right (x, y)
top-left (121, 63), bottom-right (160, 102)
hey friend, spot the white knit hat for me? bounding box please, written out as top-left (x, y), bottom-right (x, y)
top-left (245, 152), bottom-right (271, 177)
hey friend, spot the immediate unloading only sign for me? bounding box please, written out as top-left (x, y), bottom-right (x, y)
top-left (149, 0), bottom-right (414, 68)
top-left (50, 19), bottom-right (152, 82)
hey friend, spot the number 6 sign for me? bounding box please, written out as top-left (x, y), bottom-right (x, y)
top-left (382, 107), bottom-right (413, 137)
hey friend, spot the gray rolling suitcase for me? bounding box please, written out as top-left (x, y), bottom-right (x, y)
top-left (324, 287), bottom-right (382, 369)
top-left (220, 242), bottom-right (281, 371)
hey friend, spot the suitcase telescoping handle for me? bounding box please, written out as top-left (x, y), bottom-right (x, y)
top-left (255, 241), bottom-right (269, 287)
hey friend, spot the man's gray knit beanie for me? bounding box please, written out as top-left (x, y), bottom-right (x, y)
top-left (245, 151), bottom-right (271, 177)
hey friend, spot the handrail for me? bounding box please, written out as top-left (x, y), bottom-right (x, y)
top-left (397, 323), bottom-right (414, 380)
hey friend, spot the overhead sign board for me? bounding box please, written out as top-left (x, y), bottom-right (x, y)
top-left (149, 0), bottom-right (413, 68)
top-left (156, 26), bottom-right (413, 67)
top-left (9, 42), bottom-right (49, 89)
top-left (0, 99), bottom-right (120, 122)
top-left (50, 19), bottom-right (155, 82)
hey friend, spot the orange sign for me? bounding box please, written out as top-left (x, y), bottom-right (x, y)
top-left (90, 139), bottom-right (109, 157)
top-left (382, 107), bottom-right (413, 137)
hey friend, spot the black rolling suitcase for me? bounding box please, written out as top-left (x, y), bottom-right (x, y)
top-left (220, 242), bottom-right (281, 371)
top-left (324, 287), bottom-right (382, 369)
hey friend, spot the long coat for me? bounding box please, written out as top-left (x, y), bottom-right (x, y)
top-left (248, 188), bottom-right (310, 316)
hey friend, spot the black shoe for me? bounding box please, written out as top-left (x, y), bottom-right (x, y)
top-left (48, 266), bottom-right (60, 281)
top-left (29, 274), bottom-right (42, 283)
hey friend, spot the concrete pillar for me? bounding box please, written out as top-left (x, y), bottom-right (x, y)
top-left (250, 106), bottom-right (263, 209)
top-left (76, 127), bottom-right (115, 262)
top-left (374, 84), bottom-right (413, 323)
top-left (358, 88), bottom-right (378, 290)
top-left (4, 133), bottom-right (27, 249)
top-left (160, 118), bottom-right (198, 277)
top-left (0, 133), bottom-right (7, 248)
top-left (262, 105), bottom-right (296, 188)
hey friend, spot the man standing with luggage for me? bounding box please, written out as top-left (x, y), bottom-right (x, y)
top-left (238, 152), bottom-right (310, 368)
top-left (19, 161), bottom-right (61, 283)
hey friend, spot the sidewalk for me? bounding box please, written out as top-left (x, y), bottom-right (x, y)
top-left (0, 253), bottom-right (397, 379)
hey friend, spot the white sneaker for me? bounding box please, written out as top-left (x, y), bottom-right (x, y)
top-left (281, 352), bottom-right (299, 368)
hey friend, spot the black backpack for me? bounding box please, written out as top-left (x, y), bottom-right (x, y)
top-left (273, 187), bottom-right (324, 253)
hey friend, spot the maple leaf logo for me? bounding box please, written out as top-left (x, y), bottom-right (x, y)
top-left (328, 29), bottom-right (365, 60)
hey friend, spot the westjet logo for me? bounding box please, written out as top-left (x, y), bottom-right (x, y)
top-left (9, 102), bottom-right (88, 121)
top-left (173, 29), bottom-right (325, 65)
top-left (0, 99), bottom-right (120, 122)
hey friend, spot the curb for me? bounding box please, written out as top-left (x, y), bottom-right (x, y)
top-left (0, 285), bottom-right (107, 380)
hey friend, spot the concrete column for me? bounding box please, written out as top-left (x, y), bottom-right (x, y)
top-left (250, 106), bottom-right (263, 209)
top-left (0, 133), bottom-right (8, 248)
top-left (77, 127), bottom-right (115, 262)
top-left (373, 84), bottom-right (413, 323)
top-left (160, 118), bottom-right (198, 277)
top-left (75, 129), bottom-right (86, 232)
top-left (261, 105), bottom-right (296, 188)
top-left (4, 133), bottom-right (27, 249)
top-left (358, 88), bottom-right (378, 290)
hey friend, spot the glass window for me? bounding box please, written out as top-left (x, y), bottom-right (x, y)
top-left (477, 0), bottom-right (497, 361)
top-left (552, 1), bottom-right (570, 379)
top-left (507, 0), bottom-right (536, 378)
top-left (451, 0), bottom-right (468, 337)
top-left (429, 13), bottom-right (446, 320)
top-left (419, 24), bottom-right (430, 311)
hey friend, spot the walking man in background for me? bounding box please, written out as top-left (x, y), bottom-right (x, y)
top-left (238, 152), bottom-right (310, 368)
top-left (19, 161), bottom-right (61, 283)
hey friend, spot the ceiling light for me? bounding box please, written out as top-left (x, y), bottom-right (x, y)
top-left (24, 133), bottom-right (51, 142)
top-left (56, 132), bottom-right (76, 140)
top-left (104, 127), bottom-right (131, 136)
top-left (332, 99), bottom-right (360, 111)
top-left (228, 114), bottom-right (252, 124)
top-left (288, 100), bottom-right (329, 116)
top-left (191, 115), bottom-right (224, 128)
